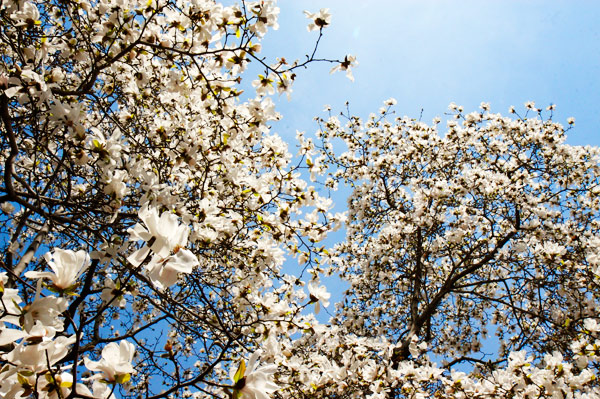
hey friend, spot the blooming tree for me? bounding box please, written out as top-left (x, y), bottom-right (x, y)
top-left (1, 0), bottom-right (599, 398)
top-left (0, 0), bottom-right (349, 397)
top-left (294, 101), bottom-right (600, 398)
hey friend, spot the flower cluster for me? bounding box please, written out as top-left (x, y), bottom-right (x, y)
top-left (298, 101), bottom-right (600, 397)
top-left (0, 258), bottom-right (136, 398)
top-left (1, 0), bottom-right (599, 397)
top-left (0, 0), bottom-right (349, 397)
top-left (127, 206), bottom-right (199, 290)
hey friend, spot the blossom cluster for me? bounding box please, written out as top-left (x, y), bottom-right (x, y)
top-left (1, 0), bottom-right (600, 397)
top-left (0, 0), bottom-right (345, 397)
top-left (0, 252), bottom-right (135, 398)
top-left (0, 207), bottom-right (285, 398)
top-left (300, 100), bottom-right (600, 397)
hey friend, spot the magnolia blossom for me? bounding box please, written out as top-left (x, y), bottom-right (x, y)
top-left (0, 336), bottom-right (76, 399)
top-left (10, 1), bottom-right (40, 27)
top-left (127, 206), bottom-right (190, 265)
top-left (304, 8), bottom-right (331, 31)
top-left (3, 335), bottom-right (76, 371)
top-left (128, 206), bottom-right (199, 288)
top-left (100, 278), bottom-right (127, 308)
top-left (145, 248), bottom-right (199, 290)
top-left (76, 380), bottom-right (117, 399)
top-left (1, 318), bottom-right (64, 348)
top-left (252, 74), bottom-right (275, 96)
top-left (0, 324), bottom-right (27, 346)
top-left (308, 281), bottom-right (331, 314)
top-left (22, 296), bottom-right (68, 333)
top-left (330, 54), bottom-right (357, 81)
top-left (0, 273), bottom-right (23, 327)
top-left (1, 201), bottom-right (15, 214)
top-left (84, 340), bottom-right (136, 383)
top-left (25, 248), bottom-right (90, 291)
top-left (103, 169), bottom-right (129, 198)
top-left (231, 350), bottom-right (279, 399)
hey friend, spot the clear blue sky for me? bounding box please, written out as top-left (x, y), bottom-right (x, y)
top-left (256, 1), bottom-right (600, 147)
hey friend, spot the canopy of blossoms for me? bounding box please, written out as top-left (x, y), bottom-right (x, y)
top-left (0, 0), bottom-right (598, 398)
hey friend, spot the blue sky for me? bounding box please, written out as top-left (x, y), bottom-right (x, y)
top-left (258, 1), bottom-right (600, 147)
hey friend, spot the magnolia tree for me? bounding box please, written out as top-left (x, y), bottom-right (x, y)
top-left (1, 0), bottom-right (600, 398)
top-left (0, 0), bottom-right (351, 397)
top-left (297, 102), bottom-right (600, 398)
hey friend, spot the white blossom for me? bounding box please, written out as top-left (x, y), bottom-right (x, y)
top-left (25, 248), bottom-right (90, 291)
top-left (84, 340), bottom-right (136, 383)
top-left (304, 8), bottom-right (331, 31)
top-left (231, 350), bottom-right (279, 399)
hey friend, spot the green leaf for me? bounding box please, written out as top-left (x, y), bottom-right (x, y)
top-left (17, 373), bottom-right (30, 385)
top-left (115, 373), bottom-right (131, 384)
top-left (46, 284), bottom-right (61, 293)
top-left (233, 359), bottom-right (245, 384)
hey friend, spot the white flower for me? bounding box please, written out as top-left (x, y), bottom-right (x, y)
top-left (524, 101), bottom-right (536, 110)
top-left (145, 247), bottom-right (199, 290)
top-left (384, 98), bottom-right (397, 107)
top-left (25, 248), bottom-right (90, 291)
top-left (0, 325), bottom-right (27, 346)
top-left (231, 350), bottom-right (279, 399)
top-left (104, 169), bottom-right (129, 198)
top-left (1, 201), bottom-right (15, 214)
top-left (76, 380), bottom-right (117, 399)
top-left (330, 55), bottom-right (357, 81)
top-left (408, 335), bottom-right (427, 358)
top-left (567, 117), bottom-right (575, 124)
top-left (128, 207), bottom-right (199, 289)
top-left (249, 1), bottom-right (279, 36)
top-left (276, 73), bottom-right (293, 99)
top-left (252, 74), bottom-right (275, 96)
top-left (308, 281), bottom-right (331, 314)
top-left (127, 206), bottom-right (190, 266)
top-left (84, 340), bottom-right (136, 383)
top-left (4, 335), bottom-right (76, 372)
top-left (304, 8), bottom-right (331, 31)
top-left (10, 1), bottom-right (41, 28)
top-left (100, 279), bottom-right (127, 308)
top-left (0, 273), bottom-right (23, 327)
top-left (22, 296), bottom-right (68, 333)
top-left (584, 318), bottom-right (600, 332)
